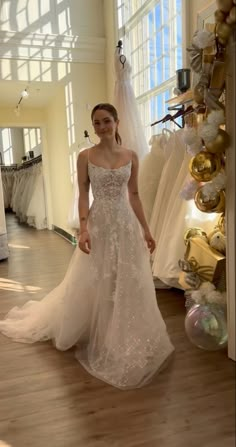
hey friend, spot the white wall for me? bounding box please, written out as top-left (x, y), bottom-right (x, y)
top-left (188, 0), bottom-right (215, 35)
top-left (0, 0), bottom-right (108, 234)
top-left (0, 0), bottom-right (105, 37)
top-left (11, 127), bottom-right (25, 163)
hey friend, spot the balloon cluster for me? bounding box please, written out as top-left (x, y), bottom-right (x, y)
top-left (183, 0), bottom-right (235, 215)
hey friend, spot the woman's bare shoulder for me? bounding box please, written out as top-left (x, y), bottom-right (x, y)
top-left (77, 148), bottom-right (89, 164)
top-left (119, 146), bottom-right (136, 158)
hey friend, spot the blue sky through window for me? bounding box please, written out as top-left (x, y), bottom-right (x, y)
top-left (155, 3), bottom-right (161, 30)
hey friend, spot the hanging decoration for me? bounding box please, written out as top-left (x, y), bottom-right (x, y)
top-left (178, 0), bottom-right (235, 350)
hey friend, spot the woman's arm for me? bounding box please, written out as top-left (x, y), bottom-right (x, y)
top-left (77, 150), bottom-right (91, 254)
top-left (128, 151), bottom-right (156, 253)
top-left (77, 149), bottom-right (90, 233)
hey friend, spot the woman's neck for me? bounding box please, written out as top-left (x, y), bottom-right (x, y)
top-left (98, 139), bottom-right (119, 153)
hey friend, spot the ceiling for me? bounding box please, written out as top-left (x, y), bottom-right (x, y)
top-left (0, 80), bottom-right (61, 109)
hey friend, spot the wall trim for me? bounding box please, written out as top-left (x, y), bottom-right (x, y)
top-left (52, 225), bottom-right (77, 245)
top-left (0, 30), bottom-right (105, 63)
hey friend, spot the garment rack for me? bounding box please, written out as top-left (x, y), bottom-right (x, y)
top-left (0, 164), bottom-right (18, 171)
top-left (151, 104), bottom-right (206, 128)
top-left (17, 154), bottom-right (42, 170)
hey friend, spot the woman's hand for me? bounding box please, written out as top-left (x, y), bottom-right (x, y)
top-left (144, 230), bottom-right (156, 254)
top-left (77, 230), bottom-right (91, 254)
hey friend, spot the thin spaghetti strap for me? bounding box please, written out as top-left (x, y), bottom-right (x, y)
top-left (130, 149), bottom-right (133, 164)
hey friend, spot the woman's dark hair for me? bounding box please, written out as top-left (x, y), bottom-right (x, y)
top-left (91, 103), bottom-right (122, 145)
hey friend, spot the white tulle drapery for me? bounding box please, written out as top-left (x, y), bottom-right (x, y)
top-left (0, 169), bottom-right (9, 260)
top-left (113, 47), bottom-right (149, 160)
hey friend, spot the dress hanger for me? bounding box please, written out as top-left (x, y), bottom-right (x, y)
top-left (116, 40), bottom-right (126, 68)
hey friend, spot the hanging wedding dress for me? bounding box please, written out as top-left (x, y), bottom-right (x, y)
top-left (0, 158), bottom-right (174, 389)
top-left (0, 169), bottom-right (9, 260)
top-left (113, 47), bottom-right (149, 160)
top-left (26, 164), bottom-right (47, 230)
top-left (138, 134), bottom-right (168, 224)
top-left (10, 163), bottom-right (47, 230)
top-left (150, 130), bottom-right (219, 288)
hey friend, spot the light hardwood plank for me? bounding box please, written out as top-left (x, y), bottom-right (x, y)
top-left (0, 213), bottom-right (235, 447)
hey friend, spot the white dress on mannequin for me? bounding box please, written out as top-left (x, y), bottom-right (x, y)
top-left (0, 157), bottom-right (174, 390)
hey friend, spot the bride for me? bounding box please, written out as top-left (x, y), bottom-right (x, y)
top-left (0, 103), bottom-right (174, 390)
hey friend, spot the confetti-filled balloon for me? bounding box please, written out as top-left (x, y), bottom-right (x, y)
top-left (185, 303), bottom-right (228, 351)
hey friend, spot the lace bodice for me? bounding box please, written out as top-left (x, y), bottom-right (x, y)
top-left (88, 161), bottom-right (132, 202)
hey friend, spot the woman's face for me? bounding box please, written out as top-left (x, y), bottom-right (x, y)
top-left (92, 109), bottom-right (118, 141)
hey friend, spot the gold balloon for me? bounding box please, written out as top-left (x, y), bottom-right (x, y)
top-left (205, 129), bottom-right (230, 153)
top-left (217, 0), bottom-right (233, 12)
top-left (189, 151), bottom-right (222, 182)
top-left (215, 9), bottom-right (227, 22)
top-left (216, 22), bottom-right (232, 40)
top-left (226, 5), bottom-right (236, 23)
top-left (217, 213), bottom-right (226, 234)
top-left (194, 188), bottom-right (225, 213)
top-left (184, 227), bottom-right (208, 245)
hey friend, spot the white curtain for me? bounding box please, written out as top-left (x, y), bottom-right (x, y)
top-left (113, 48), bottom-right (149, 160)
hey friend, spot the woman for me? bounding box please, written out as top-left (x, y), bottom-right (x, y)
top-left (0, 103), bottom-right (174, 389)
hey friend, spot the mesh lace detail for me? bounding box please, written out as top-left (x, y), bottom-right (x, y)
top-left (0, 162), bottom-right (174, 390)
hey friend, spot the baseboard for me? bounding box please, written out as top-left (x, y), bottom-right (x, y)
top-left (52, 225), bottom-right (77, 245)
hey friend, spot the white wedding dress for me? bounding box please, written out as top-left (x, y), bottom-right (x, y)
top-left (0, 159), bottom-right (174, 389)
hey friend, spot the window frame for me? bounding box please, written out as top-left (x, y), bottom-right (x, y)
top-left (114, 0), bottom-right (189, 139)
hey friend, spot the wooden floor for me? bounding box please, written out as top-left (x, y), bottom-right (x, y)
top-left (0, 213), bottom-right (235, 447)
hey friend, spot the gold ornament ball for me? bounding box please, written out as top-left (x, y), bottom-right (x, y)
top-left (189, 151), bottom-right (222, 182)
top-left (218, 214), bottom-right (226, 234)
top-left (226, 6), bottom-right (236, 23)
top-left (205, 129), bottom-right (230, 153)
top-left (184, 227), bottom-right (208, 245)
top-left (217, 0), bottom-right (234, 12)
top-left (216, 22), bottom-right (233, 40)
top-left (193, 84), bottom-right (205, 105)
top-left (194, 188), bottom-right (225, 213)
top-left (218, 35), bottom-right (229, 46)
top-left (215, 9), bottom-right (227, 22)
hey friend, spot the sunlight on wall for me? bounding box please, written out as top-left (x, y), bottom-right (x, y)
top-left (58, 5), bottom-right (72, 35)
top-left (1, 0), bottom-right (76, 35)
top-left (0, 59), bottom-right (70, 83)
top-left (65, 81), bottom-right (75, 148)
top-left (69, 150), bottom-right (77, 183)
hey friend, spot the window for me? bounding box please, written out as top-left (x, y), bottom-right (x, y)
top-left (1, 128), bottom-right (13, 165)
top-left (116, 0), bottom-right (185, 140)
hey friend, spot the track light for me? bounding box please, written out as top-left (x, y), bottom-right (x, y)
top-left (21, 89), bottom-right (29, 98)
